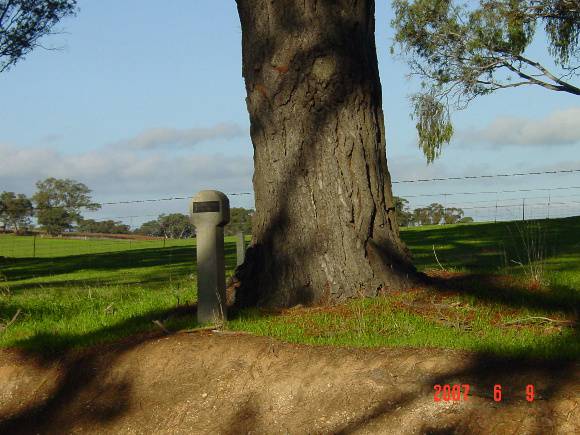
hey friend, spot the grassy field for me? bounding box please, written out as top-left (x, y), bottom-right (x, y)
top-left (0, 218), bottom-right (578, 358)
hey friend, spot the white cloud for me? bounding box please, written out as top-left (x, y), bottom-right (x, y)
top-left (0, 143), bottom-right (253, 199)
top-left (456, 107), bottom-right (580, 147)
top-left (115, 123), bottom-right (245, 150)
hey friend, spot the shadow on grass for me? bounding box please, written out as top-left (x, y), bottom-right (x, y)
top-left (2, 246), bottom-right (195, 281)
top-left (423, 273), bottom-right (579, 361)
top-left (401, 216), bottom-right (580, 273)
top-left (1, 243), bottom-right (239, 292)
top-left (427, 273), bottom-right (579, 314)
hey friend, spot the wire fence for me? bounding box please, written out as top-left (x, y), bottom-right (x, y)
top-left (1, 167), bottom-right (579, 258)
top-left (84, 194), bottom-right (580, 225)
top-left (0, 234), bottom-right (181, 258)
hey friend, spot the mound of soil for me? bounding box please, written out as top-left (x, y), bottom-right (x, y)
top-left (0, 331), bottom-right (578, 434)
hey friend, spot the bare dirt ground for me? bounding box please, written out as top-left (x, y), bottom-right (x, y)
top-left (0, 330), bottom-right (578, 434)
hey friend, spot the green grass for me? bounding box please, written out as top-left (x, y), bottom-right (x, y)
top-left (0, 234), bottom-right (246, 258)
top-left (0, 218), bottom-right (578, 358)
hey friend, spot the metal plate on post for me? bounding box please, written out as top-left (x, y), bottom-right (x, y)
top-left (191, 201), bottom-right (220, 213)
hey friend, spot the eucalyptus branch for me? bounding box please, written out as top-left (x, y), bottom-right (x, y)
top-left (514, 53), bottom-right (580, 94)
top-left (0, 0), bottom-right (77, 73)
top-left (503, 58), bottom-right (580, 94)
top-left (476, 79), bottom-right (532, 90)
top-left (0, 0), bottom-right (14, 25)
top-left (392, 0), bottom-right (580, 162)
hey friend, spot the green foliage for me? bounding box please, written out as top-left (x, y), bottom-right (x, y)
top-left (443, 206), bottom-right (464, 224)
top-left (411, 93), bottom-right (453, 163)
top-left (77, 219), bottom-right (130, 234)
top-left (135, 209), bottom-right (254, 239)
top-left (135, 219), bottom-right (163, 237)
top-left (35, 207), bottom-right (72, 236)
top-left (394, 197), bottom-right (468, 226)
top-left (0, 191), bottom-right (33, 233)
top-left (392, 0), bottom-right (580, 161)
top-left (393, 196), bottom-right (412, 226)
top-left (411, 202), bottom-right (464, 225)
top-left (535, 0), bottom-right (580, 64)
top-left (225, 207), bottom-right (254, 236)
top-left (427, 202), bottom-right (445, 224)
top-left (32, 178), bottom-right (100, 235)
top-left (135, 213), bottom-right (194, 239)
top-left (0, 0), bottom-right (78, 73)
top-left (412, 207), bottom-right (432, 226)
top-left (159, 213), bottom-right (195, 239)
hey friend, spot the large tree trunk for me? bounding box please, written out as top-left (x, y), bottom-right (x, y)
top-left (234, 0), bottom-right (415, 308)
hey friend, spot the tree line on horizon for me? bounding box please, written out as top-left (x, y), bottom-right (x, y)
top-left (133, 207), bottom-right (253, 239)
top-left (0, 178), bottom-right (254, 238)
top-left (1, 178), bottom-right (470, 237)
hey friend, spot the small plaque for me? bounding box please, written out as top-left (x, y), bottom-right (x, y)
top-left (192, 201), bottom-right (220, 213)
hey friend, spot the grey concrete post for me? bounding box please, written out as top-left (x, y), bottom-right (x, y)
top-left (190, 190), bottom-right (230, 324)
top-left (236, 231), bottom-right (245, 266)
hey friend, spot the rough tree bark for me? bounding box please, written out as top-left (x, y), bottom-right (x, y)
top-left (234, 0), bottom-right (416, 308)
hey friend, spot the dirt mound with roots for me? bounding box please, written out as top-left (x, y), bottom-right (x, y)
top-left (0, 331), bottom-right (578, 434)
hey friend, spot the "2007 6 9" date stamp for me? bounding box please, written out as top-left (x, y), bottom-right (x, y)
top-left (433, 384), bottom-right (536, 402)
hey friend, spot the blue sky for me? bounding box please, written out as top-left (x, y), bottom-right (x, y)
top-left (1, 0), bottom-right (579, 227)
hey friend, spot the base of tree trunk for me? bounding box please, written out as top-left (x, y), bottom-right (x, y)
top-left (231, 239), bottom-right (420, 309)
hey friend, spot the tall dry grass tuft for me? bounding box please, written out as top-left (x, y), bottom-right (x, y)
top-left (507, 221), bottom-right (549, 287)
top-left (212, 288), bottom-right (227, 331)
top-left (352, 287), bottom-right (368, 337)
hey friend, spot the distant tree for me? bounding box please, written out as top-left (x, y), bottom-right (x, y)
top-left (135, 209), bottom-right (253, 238)
top-left (393, 196), bottom-right (412, 227)
top-left (36, 207), bottom-right (71, 236)
top-left (135, 219), bottom-right (162, 237)
top-left (0, 0), bottom-right (78, 73)
top-left (225, 207), bottom-right (254, 236)
top-left (443, 207), bottom-right (465, 224)
top-left (427, 203), bottom-right (445, 225)
top-left (33, 178), bottom-right (100, 235)
top-left (77, 218), bottom-right (130, 234)
top-left (411, 203), bottom-right (450, 225)
top-left (158, 213), bottom-right (194, 239)
top-left (392, 0), bottom-right (580, 162)
top-left (0, 191), bottom-right (33, 233)
top-left (412, 207), bottom-right (431, 226)
top-left (459, 216), bottom-right (475, 224)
